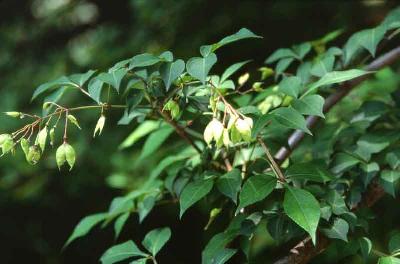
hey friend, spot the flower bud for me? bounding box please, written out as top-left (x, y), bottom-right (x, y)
top-left (1, 134), bottom-right (13, 155)
top-left (67, 114), bottom-right (81, 130)
top-left (49, 128), bottom-right (55, 146)
top-left (93, 115), bottom-right (106, 137)
top-left (4, 112), bottom-right (21, 118)
top-left (36, 127), bottom-right (48, 151)
top-left (20, 138), bottom-right (29, 156)
top-left (65, 143), bottom-right (76, 170)
top-left (238, 73), bottom-right (250, 86)
top-left (203, 118), bottom-right (224, 145)
top-left (27, 145), bottom-right (41, 165)
top-left (56, 144), bottom-right (66, 170)
top-left (222, 128), bottom-right (231, 148)
top-left (235, 117), bottom-right (253, 142)
top-left (163, 100), bottom-right (180, 120)
top-left (56, 143), bottom-right (76, 170)
top-left (0, 134), bottom-right (11, 146)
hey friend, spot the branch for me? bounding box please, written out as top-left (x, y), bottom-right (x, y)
top-left (274, 45), bottom-right (400, 163)
top-left (272, 46), bottom-right (400, 264)
top-left (158, 109), bottom-right (202, 154)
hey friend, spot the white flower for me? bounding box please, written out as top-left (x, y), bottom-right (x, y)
top-left (204, 118), bottom-right (224, 145)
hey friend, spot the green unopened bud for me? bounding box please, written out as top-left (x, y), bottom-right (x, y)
top-left (20, 138), bottom-right (29, 156)
top-left (67, 114), bottom-right (81, 130)
top-left (163, 100), bottom-right (180, 120)
top-left (56, 143), bottom-right (76, 170)
top-left (0, 134), bottom-right (11, 146)
top-left (49, 128), bottom-right (55, 146)
top-left (93, 115), bottom-right (106, 137)
top-left (203, 118), bottom-right (224, 146)
top-left (235, 117), bottom-right (253, 142)
top-left (4, 111), bottom-right (21, 118)
top-left (258, 67), bottom-right (274, 80)
top-left (222, 128), bottom-right (231, 148)
top-left (56, 144), bottom-right (66, 170)
top-left (252, 82), bottom-right (264, 92)
top-left (1, 134), bottom-right (14, 155)
top-left (27, 145), bottom-right (41, 165)
top-left (43, 102), bottom-right (52, 110)
top-left (238, 73), bottom-right (250, 86)
top-left (37, 127), bottom-right (48, 151)
top-left (209, 95), bottom-right (218, 112)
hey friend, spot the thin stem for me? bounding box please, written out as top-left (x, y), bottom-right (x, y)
top-left (63, 110), bottom-right (68, 143)
top-left (257, 137), bottom-right (286, 183)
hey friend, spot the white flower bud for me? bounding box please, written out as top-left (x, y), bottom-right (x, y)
top-left (238, 73), bottom-right (250, 86)
top-left (4, 112), bottom-right (21, 118)
top-left (93, 115), bottom-right (106, 137)
top-left (36, 127), bottom-right (48, 151)
top-left (235, 117), bottom-right (253, 142)
top-left (67, 114), bottom-right (82, 130)
top-left (203, 118), bottom-right (224, 145)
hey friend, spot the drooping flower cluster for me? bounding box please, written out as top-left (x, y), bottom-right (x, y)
top-left (203, 115), bottom-right (253, 148)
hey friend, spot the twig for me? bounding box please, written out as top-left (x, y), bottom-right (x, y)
top-left (257, 137), bottom-right (286, 183)
top-left (158, 108), bottom-right (202, 154)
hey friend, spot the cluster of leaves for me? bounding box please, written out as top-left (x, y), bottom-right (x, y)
top-left (2, 6), bottom-right (400, 264)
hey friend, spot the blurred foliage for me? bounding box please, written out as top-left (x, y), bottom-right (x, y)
top-left (0, 0), bottom-right (399, 263)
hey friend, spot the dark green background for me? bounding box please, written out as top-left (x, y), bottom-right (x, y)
top-left (0, 0), bottom-right (397, 263)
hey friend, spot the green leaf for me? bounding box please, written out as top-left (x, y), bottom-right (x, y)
top-left (271, 107), bottom-right (311, 135)
top-left (142, 227), bottom-right (171, 257)
top-left (382, 6), bottom-right (400, 30)
top-left (130, 258), bottom-right (148, 264)
top-left (292, 95), bottom-right (325, 118)
top-left (380, 170), bottom-right (400, 197)
top-left (279, 76), bottom-right (302, 98)
top-left (202, 216), bottom-right (245, 264)
top-left (359, 25), bottom-right (386, 57)
top-left (283, 186), bottom-right (320, 244)
top-left (354, 133), bottom-right (395, 161)
top-left (389, 231), bottom-right (400, 254)
top-left (186, 53), bottom-right (217, 84)
top-left (114, 212), bottom-right (130, 239)
top-left (275, 57), bottom-right (294, 76)
top-left (119, 121), bottom-right (161, 150)
top-left (310, 55), bottom-right (335, 77)
top-left (220, 60), bottom-right (251, 83)
top-left (129, 53), bottom-right (160, 69)
top-left (69, 69), bottom-right (96, 87)
top-left (138, 195), bottom-right (157, 223)
top-left (378, 257), bottom-right (400, 264)
top-left (159, 51), bottom-right (174, 62)
top-left (292, 42), bottom-right (311, 59)
top-left (138, 126), bottom-right (174, 160)
top-left (97, 68), bottom-right (128, 93)
top-left (64, 213), bottom-right (107, 248)
top-left (100, 241), bottom-right (148, 264)
top-left (160, 59), bottom-right (185, 91)
top-left (386, 151), bottom-right (400, 170)
top-left (32, 76), bottom-right (75, 101)
top-left (251, 114), bottom-right (273, 138)
top-left (331, 152), bottom-right (361, 174)
top-left (305, 69), bottom-right (371, 96)
top-left (285, 162), bottom-right (333, 182)
top-left (321, 218), bottom-right (349, 242)
top-left (237, 174), bottom-right (276, 211)
top-left (180, 178), bottom-right (214, 218)
top-left (265, 48), bottom-right (297, 64)
top-left (326, 190), bottom-right (348, 215)
top-left (88, 78), bottom-right (104, 103)
top-left (211, 28), bottom-right (261, 52)
top-left (216, 169), bottom-right (242, 204)
top-left (208, 248), bottom-right (237, 264)
top-left (358, 237), bottom-right (372, 262)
